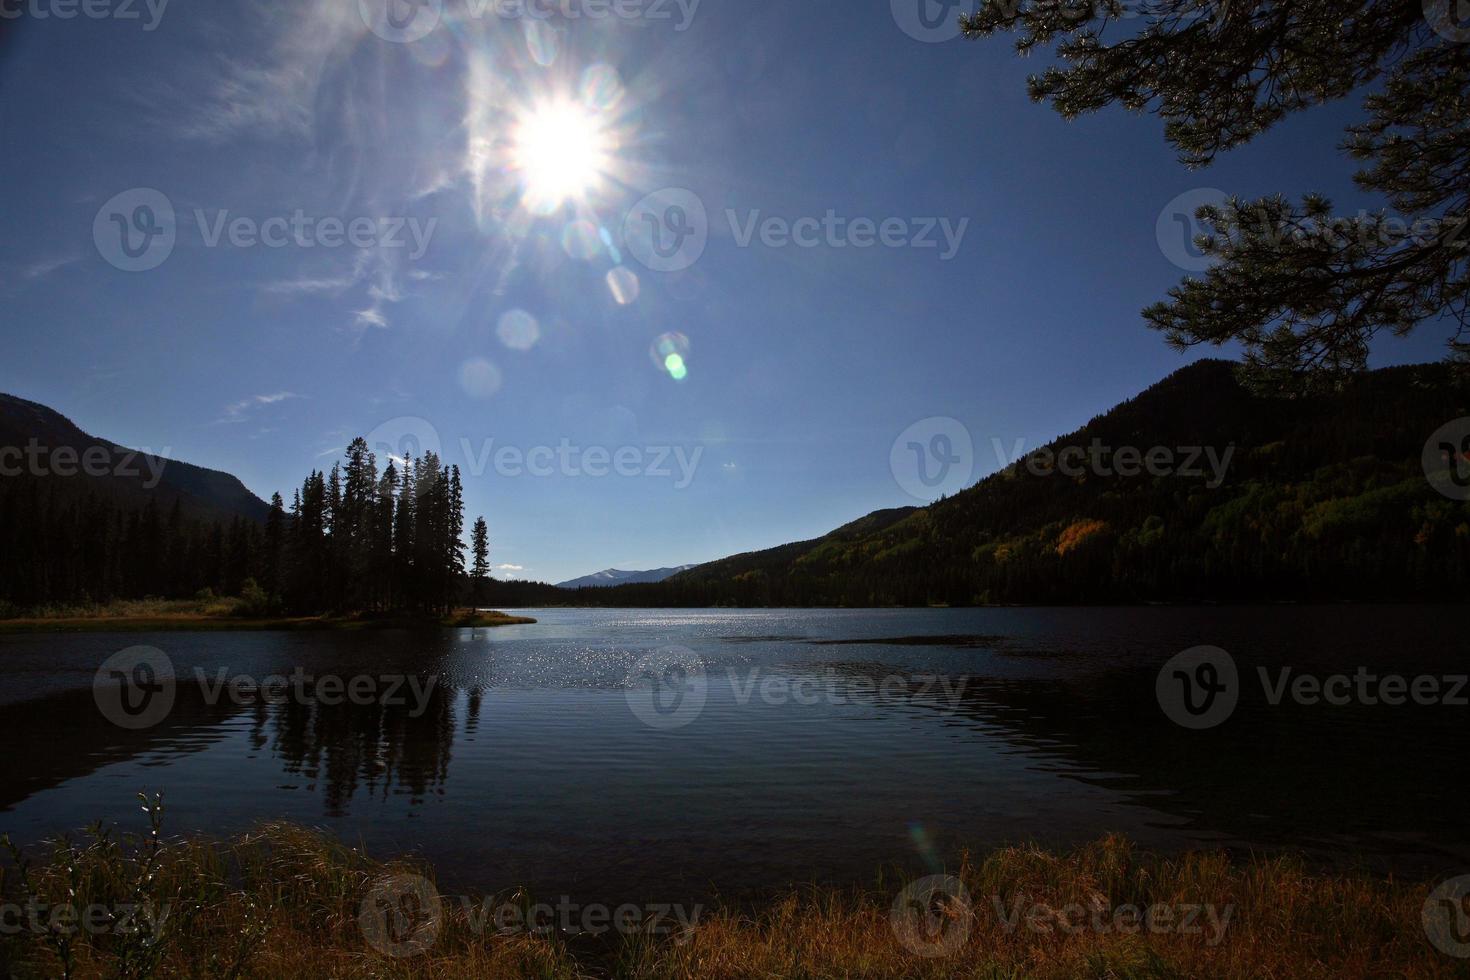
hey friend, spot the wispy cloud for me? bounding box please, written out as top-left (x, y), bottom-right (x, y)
top-left (353, 307), bottom-right (389, 330)
top-left (24, 254), bottom-right (81, 280)
top-left (164, 1), bottom-right (366, 144)
top-left (219, 391), bottom-right (303, 424)
top-left (262, 274), bottom-right (357, 297)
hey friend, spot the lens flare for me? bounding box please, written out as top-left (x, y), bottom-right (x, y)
top-left (496, 309), bottom-right (540, 350)
top-left (561, 220), bottom-right (601, 260)
top-left (606, 266), bottom-right (639, 305)
top-left (511, 97), bottom-right (610, 213)
top-left (459, 358), bottom-right (503, 398)
top-left (579, 63), bottom-right (624, 111)
top-left (650, 332), bottom-right (690, 381)
top-left (524, 20), bottom-right (557, 67)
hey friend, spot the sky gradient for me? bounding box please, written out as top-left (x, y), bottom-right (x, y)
top-left (0, 0), bottom-right (1453, 583)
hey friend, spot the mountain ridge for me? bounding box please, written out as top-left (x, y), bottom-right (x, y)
top-left (0, 392), bottom-right (271, 524)
top-left (556, 566), bottom-right (698, 589)
top-left (648, 358), bottom-right (1469, 603)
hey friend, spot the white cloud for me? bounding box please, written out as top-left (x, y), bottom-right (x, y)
top-left (24, 254), bottom-right (80, 280)
top-left (220, 391), bottom-right (303, 424)
top-left (353, 307), bottom-right (389, 330)
top-left (262, 274), bottom-right (356, 297)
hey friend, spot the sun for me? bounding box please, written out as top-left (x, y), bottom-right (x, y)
top-left (511, 98), bottom-right (610, 213)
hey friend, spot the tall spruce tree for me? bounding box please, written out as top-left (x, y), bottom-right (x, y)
top-left (470, 516), bottom-right (489, 606)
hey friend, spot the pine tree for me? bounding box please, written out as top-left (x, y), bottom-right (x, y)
top-left (959, 4), bottom-right (1470, 386)
top-left (263, 492), bottom-right (285, 603)
top-left (470, 516), bottom-right (489, 606)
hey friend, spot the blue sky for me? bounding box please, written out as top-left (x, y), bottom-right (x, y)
top-left (0, 0), bottom-right (1453, 583)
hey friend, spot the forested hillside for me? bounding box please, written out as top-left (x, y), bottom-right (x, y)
top-left (538, 360), bottom-right (1470, 606)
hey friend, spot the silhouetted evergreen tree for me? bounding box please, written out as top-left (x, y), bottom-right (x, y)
top-left (471, 516), bottom-right (489, 606)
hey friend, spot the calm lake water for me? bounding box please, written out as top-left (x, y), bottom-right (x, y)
top-left (1, 607), bottom-right (1464, 903)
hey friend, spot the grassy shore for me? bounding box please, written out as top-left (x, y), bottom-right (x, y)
top-left (0, 803), bottom-right (1456, 979)
top-left (0, 598), bottom-right (535, 634)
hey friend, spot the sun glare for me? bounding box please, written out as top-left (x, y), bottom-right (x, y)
top-left (511, 98), bottom-right (610, 213)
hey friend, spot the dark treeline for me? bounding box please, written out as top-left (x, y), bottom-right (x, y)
top-left (0, 437), bottom-right (481, 615)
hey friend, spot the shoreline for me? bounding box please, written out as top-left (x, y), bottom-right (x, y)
top-left (0, 609), bottom-right (536, 634)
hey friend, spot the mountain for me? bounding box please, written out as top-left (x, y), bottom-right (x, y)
top-left (556, 565), bottom-right (698, 589)
top-left (0, 392), bottom-right (270, 523)
top-left (582, 359), bottom-right (1468, 605)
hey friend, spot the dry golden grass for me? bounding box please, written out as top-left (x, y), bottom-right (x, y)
top-left (0, 809), bottom-right (1459, 979)
top-left (7, 596), bottom-right (248, 621)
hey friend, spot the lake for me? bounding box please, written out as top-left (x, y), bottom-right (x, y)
top-left (1, 606), bottom-right (1463, 905)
